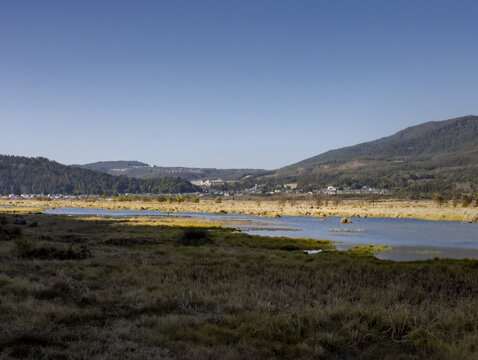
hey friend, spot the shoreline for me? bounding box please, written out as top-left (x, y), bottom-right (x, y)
top-left (1, 198), bottom-right (477, 222)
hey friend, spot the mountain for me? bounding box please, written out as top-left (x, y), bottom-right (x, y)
top-left (74, 161), bottom-right (151, 173)
top-left (0, 155), bottom-right (200, 195)
top-left (77, 162), bottom-right (270, 181)
top-left (270, 115), bottom-right (478, 194)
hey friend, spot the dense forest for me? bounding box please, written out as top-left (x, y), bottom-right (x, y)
top-left (0, 155), bottom-right (200, 195)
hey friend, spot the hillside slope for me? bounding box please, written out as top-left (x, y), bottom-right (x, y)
top-left (0, 155), bottom-right (200, 195)
top-left (77, 162), bottom-right (270, 181)
top-left (271, 115), bottom-right (478, 194)
top-left (74, 161), bottom-right (150, 173)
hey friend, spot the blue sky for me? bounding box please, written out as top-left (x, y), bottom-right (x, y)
top-left (1, 0), bottom-right (477, 169)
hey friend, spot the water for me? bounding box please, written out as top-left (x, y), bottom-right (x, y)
top-left (42, 207), bottom-right (478, 261)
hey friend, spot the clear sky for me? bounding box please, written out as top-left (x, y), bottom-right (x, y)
top-left (1, 1), bottom-right (477, 169)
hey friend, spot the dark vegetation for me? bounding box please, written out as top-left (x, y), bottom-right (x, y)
top-left (176, 228), bottom-right (213, 246)
top-left (0, 155), bottom-right (200, 195)
top-left (0, 212), bottom-right (477, 359)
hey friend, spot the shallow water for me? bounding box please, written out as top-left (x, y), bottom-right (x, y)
top-left (42, 207), bottom-right (478, 261)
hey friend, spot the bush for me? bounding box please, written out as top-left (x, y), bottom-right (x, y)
top-left (157, 195), bottom-right (167, 202)
top-left (176, 228), bottom-right (213, 246)
top-left (315, 194), bottom-right (323, 207)
top-left (433, 193), bottom-right (445, 207)
top-left (452, 197), bottom-right (459, 207)
top-left (191, 195), bottom-right (200, 203)
top-left (35, 196), bottom-right (52, 201)
top-left (214, 197), bottom-right (222, 204)
top-left (462, 194), bottom-right (473, 208)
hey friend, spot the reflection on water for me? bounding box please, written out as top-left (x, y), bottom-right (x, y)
top-left (42, 207), bottom-right (478, 261)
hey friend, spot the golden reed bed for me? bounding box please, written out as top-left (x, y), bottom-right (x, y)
top-left (2, 198), bottom-right (477, 222)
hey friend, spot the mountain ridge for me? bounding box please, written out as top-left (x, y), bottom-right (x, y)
top-left (0, 155), bottom-right (200, 195)
top-left (269, 115), bottom-right (478, 194)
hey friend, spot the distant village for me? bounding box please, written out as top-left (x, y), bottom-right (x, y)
top-left (2, 179), bottom-right (388, 200)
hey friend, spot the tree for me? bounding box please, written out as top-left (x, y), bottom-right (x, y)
top-left (461, 194), bottom-right (473, 208)
top-left (315, 194), bottom-right (323, 208)
top-left (433, 193), bottom-right (445, 207)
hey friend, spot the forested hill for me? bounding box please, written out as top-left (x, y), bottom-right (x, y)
top-left (0, 155), bottom-right (200, 195)
top-left (283, 115), bottom-right (478, 171)
top-left (268, 115), bottom-right (478, 194)
top-left (77, 161), bottom-right (269, 182)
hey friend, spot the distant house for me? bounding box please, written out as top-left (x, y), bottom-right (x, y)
top-left (327, 186), bottom-right (337, 192)
top-left (210, 179), bottom-right (224, 187)
top-left (192, 179), bottom-right (225, 187)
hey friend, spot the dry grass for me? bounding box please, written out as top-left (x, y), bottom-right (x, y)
top-left (2, 198), bottom-right (477, 222)
top-left (0, 212), bottom-right (477, 359)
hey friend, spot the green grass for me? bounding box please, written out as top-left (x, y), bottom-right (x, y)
top-left (0, 212), bottom-right (477, 359)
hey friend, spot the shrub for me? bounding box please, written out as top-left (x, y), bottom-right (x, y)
top-left (452, 197), bottom-right (459, 207)
top-left (35, 196), bottom-right (52, 201)
top-left (462, 194), bottom-right (473, 208)
top-left (214, 197), bottom-right (222, 204)
top-left (315, 194), bottom-right (323, 207)
top-left (191, 195), bottom-right (200, 203)
top-left (433, 193), bottom-right (445, 207)
top-left (176, 228), bottom-right (212, 246)
top-left (157, 195), bottom-right (167, 202)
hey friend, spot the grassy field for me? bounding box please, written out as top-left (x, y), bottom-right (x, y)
top-left (1, 211), bottom-right (478, 359)
top-left (2, 198), bottom-right (478, 222)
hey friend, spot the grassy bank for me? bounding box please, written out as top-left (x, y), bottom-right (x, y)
top-left (2, 198), bottom-right (478, 222)
top-left (1, 211), bottom-right (477, 359)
